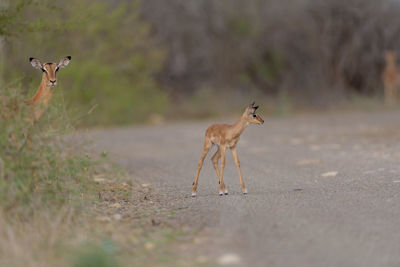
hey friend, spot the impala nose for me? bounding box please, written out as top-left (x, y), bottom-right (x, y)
top-left (50, 80), bottom-right (56, 85)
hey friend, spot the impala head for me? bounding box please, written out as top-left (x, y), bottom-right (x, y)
top-left (244, 101), bottom-right (264, 125)
top-left (30, 56), bottom-right (71, 87)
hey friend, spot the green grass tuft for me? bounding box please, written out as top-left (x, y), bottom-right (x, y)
top-left (72, 240), bottom-right (120, 267)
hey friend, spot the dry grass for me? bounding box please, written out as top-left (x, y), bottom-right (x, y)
top-left (0, 207), bottom-right (76, 267)
top-left (0, 145), bottom-right (198, 267)
top-left (0, 84), bottom-right (206, 267)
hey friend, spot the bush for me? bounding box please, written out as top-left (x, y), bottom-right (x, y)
top-left (0, 84), bottom-right (92, 211)
top-left (4, 0), bottom-right (168, 126)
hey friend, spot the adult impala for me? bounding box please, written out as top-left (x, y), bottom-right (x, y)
top-left (191, 102), bottom-right (264, 197)
top-left (29, 56), bottom-right (71, 121)
top-left (382, 51), bottom-right (400, 106)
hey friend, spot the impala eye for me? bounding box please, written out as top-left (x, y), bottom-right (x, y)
top-left (41, 68), bottom-right (46, 73)
top-left (55, 67), bottom-right (59, 72)
top-left (252, 114), bottom-right (257, 118)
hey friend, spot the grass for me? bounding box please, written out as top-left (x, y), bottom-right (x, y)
top-left (0, 83), bottom-right (78, 209)
top-left (0, 82), bottom-right (99, 265)
top-left (72, 240), bottom-right (120, 267)
top-left (0, 83), bottom-right (204, 267)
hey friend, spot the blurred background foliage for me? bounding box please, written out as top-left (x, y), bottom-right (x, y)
top-left (2, 0), bottom-right (167, 126)
top-left (2, 0), bottom-right (400, 126)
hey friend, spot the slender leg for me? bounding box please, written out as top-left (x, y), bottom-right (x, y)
top-left (191, 138), bottom-right (211, 197)
top-left (385, 83), bottom-right (395, 106)
top-left (218, 146), bottom-right (227, 196)
top-left (211, 147), bottom-right (221, 180)
top-left (212, 147), bottom-right (228, 195)
top-left (231, 146), bottom-right (247, 194)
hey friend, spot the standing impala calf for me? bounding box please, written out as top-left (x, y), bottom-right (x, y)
top-left (191, 102), bottom-right (264, 197)
top-left (29, 56), bottom-right (71, 121)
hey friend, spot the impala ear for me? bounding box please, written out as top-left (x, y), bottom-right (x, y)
top-left (29, 58), bottom-right (42, 69)
top-left (58, 56), bottom-right (71, 68)
top-left (246, 106), bottom-right (254, 115)
top-left (246, 101), bottom-right (258, 114)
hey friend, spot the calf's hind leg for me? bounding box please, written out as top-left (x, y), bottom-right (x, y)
top-left (191, 138), bottom-right (211, 197)
top-left (211, 147), bottom-right (221, 179)
top-left (218, 146), bottom-right (228, 196)
top-left (211, 147), bottom-right (228, 195)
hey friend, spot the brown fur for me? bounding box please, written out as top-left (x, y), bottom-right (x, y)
top-left (191, 103), bottom-right (264, 196)
top-left (382, 51), bottom-right (400, 106)
top-left (31, 64), bottom-right (57, 120)
top-left (29, 57), bottom-right (71, 121)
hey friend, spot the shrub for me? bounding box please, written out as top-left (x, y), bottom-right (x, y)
top-left (4, 0), bottom-right (168, 126)
top-left (0, 84), bottom-right (92, 211)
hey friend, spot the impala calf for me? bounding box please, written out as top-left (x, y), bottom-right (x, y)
top-left (29, 56), bottom-right (71, 121)
top-left (191, 102), bottom-right (264, 197)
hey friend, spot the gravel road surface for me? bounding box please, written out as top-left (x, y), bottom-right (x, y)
top-left (85, 110), bottom-right (400, 267)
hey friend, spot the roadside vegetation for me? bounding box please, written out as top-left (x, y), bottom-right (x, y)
top-left (0, 81), bottom-right (93, 265)
top-left (0, 82), bottom-right (197, 267)
top-left (0, 2), bottom-right (196, 266)
top-left (4, 0), bottom-right (167, 126)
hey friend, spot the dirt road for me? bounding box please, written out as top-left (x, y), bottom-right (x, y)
top-left (85, 110), bottom-right (400, 267)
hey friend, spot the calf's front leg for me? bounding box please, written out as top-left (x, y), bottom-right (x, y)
top-left (231, 146), bottom-right (247, 194)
